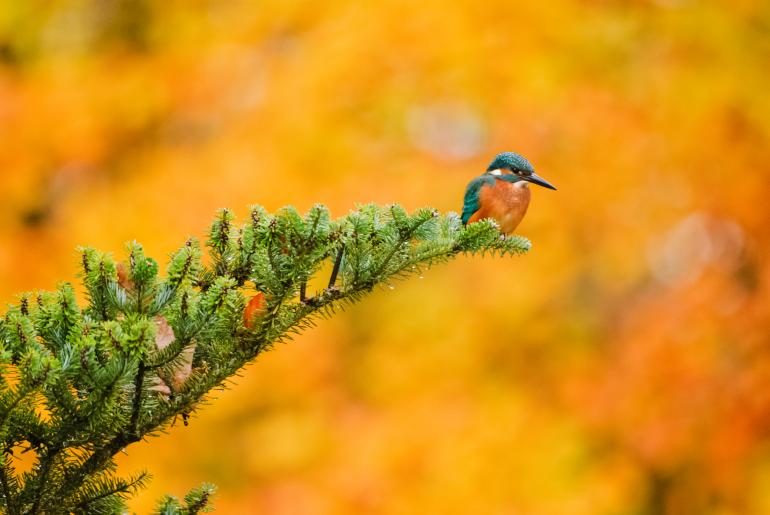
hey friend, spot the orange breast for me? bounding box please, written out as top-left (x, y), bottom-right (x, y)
top-left (468, 180), bottom-right (531, 234)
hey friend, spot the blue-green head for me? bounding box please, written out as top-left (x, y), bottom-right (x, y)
top-left (485, 151), bottom-right (556, 190)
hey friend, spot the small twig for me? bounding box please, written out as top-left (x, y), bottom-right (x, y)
top-left (29, 446), bottom-right (60, 515)
top-left (328, 247), bottom-right (344, 289)
top-left (0, 458), bottom-right (19, 515)
top-left (299, 282), bottom-right (307, 303)
top-left (129, 362), bottom-right (146, 436)
top-left (74, 472), bottom-right (148, 511)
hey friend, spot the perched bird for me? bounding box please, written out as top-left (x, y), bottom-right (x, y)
top-left (462, 152), bottom-right (556, 234)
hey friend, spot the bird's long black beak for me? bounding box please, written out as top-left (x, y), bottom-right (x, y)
top-left (525, 173), bottom-right (557, 190)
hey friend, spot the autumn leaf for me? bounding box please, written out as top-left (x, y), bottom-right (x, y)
top-left (150, 315), bottom-right (196, 396)
top-left (243, 292), bottom-right (267, 330)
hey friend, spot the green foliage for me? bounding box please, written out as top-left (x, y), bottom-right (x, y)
top-left (0, 204), bottom-right (528, 513)
top-left (156, 483), bottom-right (216, 515)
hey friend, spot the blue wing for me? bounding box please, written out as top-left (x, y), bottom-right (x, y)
top-left (461, 175), bottom-right (493, 225)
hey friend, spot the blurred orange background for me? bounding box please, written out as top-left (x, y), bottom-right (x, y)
top-left (2, 1), bottom-right (770, 513)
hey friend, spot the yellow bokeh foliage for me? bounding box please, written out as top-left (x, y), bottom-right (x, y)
top-left (1, 1), bottom-right (769, 513)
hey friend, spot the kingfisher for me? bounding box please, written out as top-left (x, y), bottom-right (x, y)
top-left (461, 152), bottom-right (556, 234)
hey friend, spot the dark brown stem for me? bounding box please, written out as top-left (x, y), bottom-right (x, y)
top-left (328, 248), bottom-right (344, 289)
top-left (299, 282), bottom-right (307, 303)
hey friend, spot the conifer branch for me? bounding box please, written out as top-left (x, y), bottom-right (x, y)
top-left (0, 203), bottom-right (529, 512)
